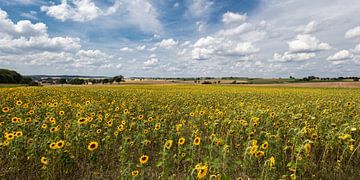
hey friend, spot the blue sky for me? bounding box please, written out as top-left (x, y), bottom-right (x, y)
top-left (0, 0), bottom-right (360, 77)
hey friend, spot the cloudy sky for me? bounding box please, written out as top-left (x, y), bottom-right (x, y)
top-left (0, 0), bottom-right (360, 77)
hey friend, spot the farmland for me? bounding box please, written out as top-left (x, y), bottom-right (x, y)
top-left (0, 85), bottom-right (359, 179)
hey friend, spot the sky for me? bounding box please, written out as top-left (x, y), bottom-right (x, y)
top-left (0, 0), bottom-right (360, 77)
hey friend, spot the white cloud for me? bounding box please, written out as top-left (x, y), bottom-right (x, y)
top-left (187, 0), bottom-right (213, 18)
top-left (158, 38), bottom-right (178, 48)
top-left (196, 21), bottom-right (207, 32)
top-left (217, 23), bottom-right (253, 37)
top-left (125, 0), bottom-right (162, 33)
top-left (41, 0), bottom-right (103, 22)
top-left (222, 12), bottom-right (247, 25)
top-left (353, 44), bottom-right (360, 53)
top-left (144, 54), bottom-right (159, 66)
top-left (288, 34), bottom-right (331, 53)
top-left (135, 45), bottom-right (146, 51)
top-left (327, 50), bottom-right (353, 61)
top-left (76, 49), bottom-right (107, 59)
top-left (0, 10), bottom-right (47, 37)
top-left (345, 26), bottom-right (360, 39)
top-left (120, 47), bottom-right (133, 52)
top-left (296, 21), bottom-right (317, 34)
top-left (192, 48), bottom-right (214, 60)
top-left (0, 8), bottom-right (118, 73)
top-left (272, 52), bottom-right (316, 62)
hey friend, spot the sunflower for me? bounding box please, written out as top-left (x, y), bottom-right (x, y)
top-left (178, 137), bottom-right (186, 145)
top-left (144, 140), bottom-right (151, 146)
top-left (5, 133), bottom-right (14, 140)
top-left (114, 131), bottom-right (119, 136)
top-left (49, 142), bottom-right (57, 149)
top-left (304, 143), bottom-right (311, 155)
top-left (11, 117), bottom-right (18, 123)
top-left (311, 133), bottom-right (318, 140)
top-left (155, 123), bottom-right (161, 131)
top-left (25, 117), bottom-right (32, 123)
top-left (270, 112), bottom-right (276, 118)
top-left (16, 100), bottom-right (23, 106)
top-left (2, 107), bottom-right (10, 113)
top-left (41, 124), bottom-right (48, 129)
top-left (138, 115), bottom-right (144, 120)
top-left (139, 155), bottom-right (149, 165)
top-left (194, 137), bottom-right (201, 146)
top-left (56, 140), bottom-right (65, 149)
top-left (40, 157), bottom-right (48, 165)
top-left (199, 111), bottom-right (205, 115)
top-left (78, 118), bottom-right (87, 125)
top-left (3, 140), bottom-right (10, 146)
top-left (164, 140), bottom-right (173, 150)
top-left (107, 120), bottom-right (113, 127)
top-left (261, 141), bottom-right (269, 150)
top-left (269, 156), bottom-right (275, 168)
top-left (96, 129), bottom-right (102, 134)
top-left (59, 111), bottom-right (65, 116)
top-left (255, 151), bottom-right (265, 158)
top-left (131, 170), bottom-right (139, 177)
top-left (15, 131), bottom-right (23, 137)
top-left (189, 112), bottom-right (195, 117)
top-left (27, 138), bottom-right (33, 145)
top-left (197, 164), bottom-right (208, 179)
top-left (124, 109), bottom-right (129, 114)
top-left (87, 141), bottom-right (99, 151)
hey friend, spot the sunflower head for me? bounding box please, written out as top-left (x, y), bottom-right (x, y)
top-left (139, 155), bottom-right (149, 165)
top-left (87, 141), bottom-right (99, 151)
top-left (194, 137), bottom-right (201, 146)
top-left (40, 157), bottom-right (48, 165)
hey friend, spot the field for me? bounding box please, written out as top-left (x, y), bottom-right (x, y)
top-left (0, 85), bottom-right (359, 179)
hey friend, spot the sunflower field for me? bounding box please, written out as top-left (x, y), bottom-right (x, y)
top-left (0, 85), bottom-right (359, 179)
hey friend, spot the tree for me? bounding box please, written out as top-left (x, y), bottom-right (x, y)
top-left (59, 78), bottom-right (67, 84)
top-left (112, 75), bottom-right (124, 84)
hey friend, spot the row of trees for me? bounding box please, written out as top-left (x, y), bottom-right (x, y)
top-left (56, 75), bottom-right (125, 85)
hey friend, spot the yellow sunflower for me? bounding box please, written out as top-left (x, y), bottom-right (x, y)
top-left (139, 155), bottom-right (149, 165)
top-left (40, 157), bottom-right (48, 165)
top-left (194, 137), bottom-right (201, 146)
top-left (87, 141), bottom-right (99, 151)
top-left (178, 137), bottom-right (186, 145)
top-left (164, 140), bottom-right (173, 150)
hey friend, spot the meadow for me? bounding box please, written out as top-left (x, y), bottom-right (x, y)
top-left (0, 85), bottom-right (359, 179)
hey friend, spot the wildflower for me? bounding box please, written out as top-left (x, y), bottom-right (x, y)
top-left (131, 170), bottom-right (139, 177)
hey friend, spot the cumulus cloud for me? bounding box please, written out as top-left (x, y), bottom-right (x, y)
top-left (41, 0), bottom-right (104, 22)
top-left (144, 54), bottom-right (159, 66)
top-left (0, 10), bottom-right (47, 37)
top-left (222, 12), bottom-right (247, 25)
top-left (327, 50), bottom-right (353, 62)
top-left (136, 45), bottom-right (146, 51)
top-left (158, 38), bottom-right (178, 48)
top-left (345, 26), bottom-right (360, 39)
top-left (296, 21), bottom-right (317, 34)
top-left (0, 8), bottom-right (116, 73)
top-left (272, 52), bottom-right (316, 62)
top-left (125, 0), bottom-right (162, 33)
top-left (288, 34), bottom-right (331, 53)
